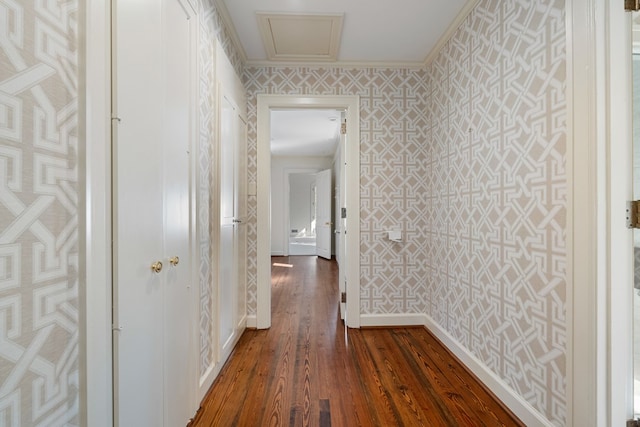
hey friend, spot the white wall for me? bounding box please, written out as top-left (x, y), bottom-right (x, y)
top-left (271, 156), bottom-right (332, 255)
top-left (289, 174), bottom-right (316, 236)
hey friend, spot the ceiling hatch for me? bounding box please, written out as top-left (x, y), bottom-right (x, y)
top-left (257, 12), bottom-right (344, 62)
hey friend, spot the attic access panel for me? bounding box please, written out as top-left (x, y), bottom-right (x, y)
top-left (257, 12), bottom-right (344, 62)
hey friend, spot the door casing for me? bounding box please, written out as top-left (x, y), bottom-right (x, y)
top-left (256, 95), bottom-right (360, 329)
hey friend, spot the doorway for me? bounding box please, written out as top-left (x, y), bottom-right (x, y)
top-left (286, 171), bottom-right (319, 256)
top-left (256, 95), bottom-right (361, 329)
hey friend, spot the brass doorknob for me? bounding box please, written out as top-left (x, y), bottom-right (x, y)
top-left (169, 256), bottom-right (180, 266)
top-left (151, 261), bottom-right (163, 273)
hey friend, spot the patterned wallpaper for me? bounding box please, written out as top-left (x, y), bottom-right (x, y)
top-left (427, 1), bottom-right (566, 423)
top-left (243, 68), bottom-right (431, 317)
top-left (243, 0), bottom-right (566, 423)
top-left (0, 1), bottom-right (80, 425)
top-left (196, 0), bottom-right (244, 379)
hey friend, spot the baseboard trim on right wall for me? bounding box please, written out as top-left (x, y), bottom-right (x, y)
top-left (423, 316), bottom-right (554, 427)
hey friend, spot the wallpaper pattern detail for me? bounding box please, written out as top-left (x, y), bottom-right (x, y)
top-left (243, 0), bottom-right (566, 423)
top-left (426, 1), bottom-right (566, 423)
top-left (196, 0), bottom-right (244, 377)
top-left (0, 1), bottom-right (80, 425)
top-left (243, 68), bottom-right (431, 317)
top-left (197, 0), bottom-right (216, 379)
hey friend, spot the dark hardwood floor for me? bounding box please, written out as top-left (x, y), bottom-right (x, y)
top-left (190, 256), bottom-right (524, 427)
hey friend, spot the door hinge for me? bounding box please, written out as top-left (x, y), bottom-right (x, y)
top-left (626, 0), bottom-right (640, 11)
top-left (341, 121), bottom-right (347, 135)
top-left (627, 200), bottom-right (640, 228)
top-left (341, 207), bottom-right (347, 219)
top-left (627, 419), bottom-right (639, 427)
top-left (341, 292), bottom-right (347, 303)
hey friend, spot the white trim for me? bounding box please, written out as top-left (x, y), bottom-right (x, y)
top-left (82, 0), bottom-right (112, 426)
top-left (257, 95), bottom-right (360, 329)
top-left (605, 2), bottom-right (634, 425)
top-left (244, 59), bottom-right (426, 69)
top-left (424, 317), bottom-right (554, 427)
top-left (256, 12), bottom-right (343, 62)
top-left (566, 0), bottom-right (615, 425)
top-left (246, 315), bottom-right (257, 328)
top-left (359, 313), bottom-right (427, 328)
top-left (185, 0), bottom-right (200, 415)
top-left (423, 0), bottom-right (479, 67)
top-left (212, 0), bottom-right (248, 64)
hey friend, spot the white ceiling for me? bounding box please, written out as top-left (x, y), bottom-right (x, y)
top-left (221, 0), bottom-right (473, 156)
top-left (270, 109), bottom-right (341, 157)
top-left (218, 0), bottom-right (472, 66)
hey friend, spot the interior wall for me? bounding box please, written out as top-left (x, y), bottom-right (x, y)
top-left (243, 0), bottom-right (566, 423)
top-left (245, 68), bottom-right (431, 317)
top-left (0, 1), bottom-right (81, 425)
top-left (425, 0), bottom-right (566, 423)
top-left (270, 156), bottom-right (332, 255)
top-left (196, 0), bottom-right (244, 383)
top-left (289, 174), bottom-right (316, 236)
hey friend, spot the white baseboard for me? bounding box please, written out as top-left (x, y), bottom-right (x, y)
top-left (359, 313), bottom-right (428, 327)
top-left (359, 312), bottom-right (553, 426)
top-left (423, 315), bottom-right (553, 427)
top-left (197, 324), bottom-right (248, 403)
top-left (271, 251), bottom-right (284, 256)
top-left (246, 315), bottom-right (257, 328)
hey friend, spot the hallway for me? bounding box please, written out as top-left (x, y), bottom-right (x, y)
top-left (191, 256), bottom-right (523, 426)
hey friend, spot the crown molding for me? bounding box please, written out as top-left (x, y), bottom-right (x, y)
top-left (244, 59), bottom-right (426, 70)
top-left (214, 0), bottom-right (479, 71)
top-left (213, 0), bottom-right (248, 64)
top-left (423, 0), bottom-right (479, 67)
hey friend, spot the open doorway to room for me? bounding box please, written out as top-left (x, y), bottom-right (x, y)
top-left (256, 95), bottom-right (361, 330)
top-left (269, 109), bottom-right (339, 259)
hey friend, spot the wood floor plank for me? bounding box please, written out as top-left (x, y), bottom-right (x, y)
top-left (190, 256), bottom-right (523, 427)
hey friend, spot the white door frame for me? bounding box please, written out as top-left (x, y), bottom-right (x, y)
top-left (82, 0), bottom-right (113, 426)
top-left (568, 0), bottom-right (633, 425)
top-left (601, 1), bottom-right (634, 424)
top-left (256, 95), bottom-right (360, 329)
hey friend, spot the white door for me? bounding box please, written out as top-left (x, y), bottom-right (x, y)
top-left (112, 0), bottom-right (195, 425)
top-left (236, 116), bottom-right (248, 329)
top-left (216, 39), bottom-right (247, 362)
top-left (161, 0), bottom-right (195, 424)
top-left (219, 92), bottom-right (237, 353)
top-left (316, 169), bottom-right (332, 259)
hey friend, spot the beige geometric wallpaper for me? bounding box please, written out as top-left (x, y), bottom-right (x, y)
top-left (196, 0), bottom-right (244, 379)
top-left (428, 0), bottom-right (566, 423)
top-left (243, 0), bottom-right (566, 423)
top-left (0, 1), bottom-right (80, 425)
top-left (0, 0), bottom-right (566, 424)
top-left (243, 67), bottom-right (431, 317)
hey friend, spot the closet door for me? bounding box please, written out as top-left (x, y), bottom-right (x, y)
top-left (218, 90), bottom-right (247, 353)
top-left (219, 92), bottom-right (237, 353)
top-left (236, 116), bottom-right (248, 327)
top-left (216, 41), bottom-right (247, 367)
top-left (162, 0), bottom-right (196, 424)
top-left (112, 1), bottom-right (164, 424)
top-left (112, 0), bottom-right (196, 425)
